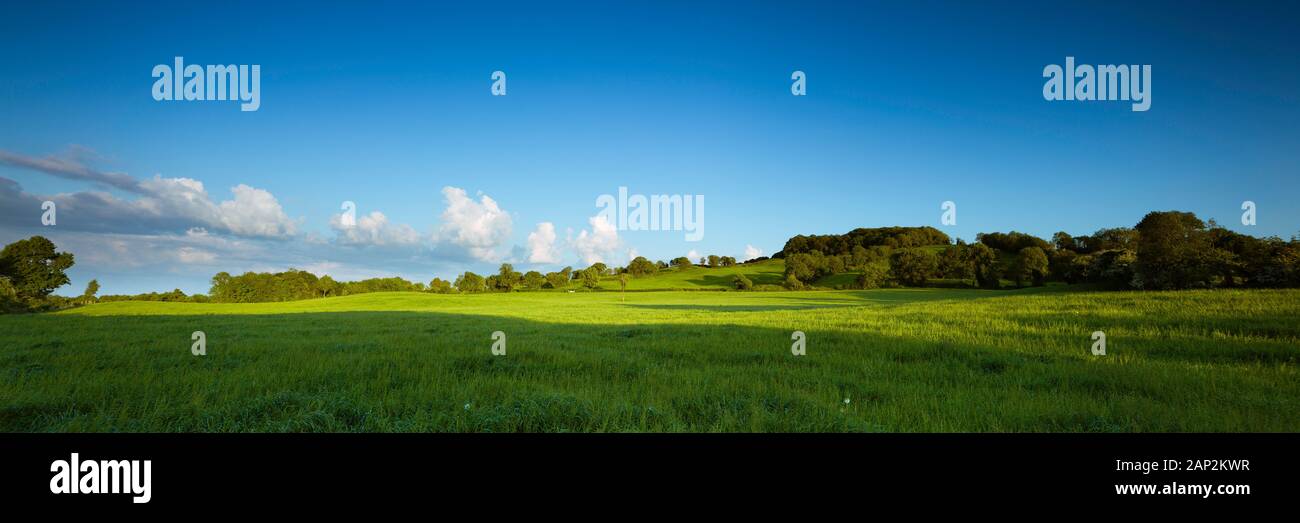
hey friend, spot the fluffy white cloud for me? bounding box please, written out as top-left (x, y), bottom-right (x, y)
top-left (437, 186), bottom-right (512, 262)
top-left (330, 210), bottom-right (420, 246)
top-left (686, 249), bottom-right (700, 261)
top-left (217, 184), bottom-right (297, 237)
top-left (526, 222), bottom-right (561, 264)
top-left (744, 244), bottom-right (764, 261)
top-left (573, 215), bottom-right (620, 265)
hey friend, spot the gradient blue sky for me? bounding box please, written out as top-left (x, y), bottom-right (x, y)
top-left (1, 0), bottom-right (1297, 295)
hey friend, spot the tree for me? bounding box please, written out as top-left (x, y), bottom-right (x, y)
top-left (856, 262), bottom-right (889, 289)
top-left (428, 277), bottom-right (454, 293)
top-left (1013, 247), bottom-right (1050, 286)
top-left (1049, 249), bottom-right (1079, 282)
top-left (522, 271), bottom-right (545, 290)
top-left (670, 257), bottom-right (692, 268)
top-left (732, 273), bottom-right (753, 290)
top-left (780, 227), bottom-right (951, 257)
top-left (1135, 211), bottom-right (1212, 289)
top-left (455, 272), bottom-right (486, 293)
top-left (976, 231), bottom-right (1052, 253)
top-left (707, 255), bottom-right (720, 268)
top-left (80, 279), bottom-right (100, 304)
top-left (719, 256), bottom-right (737, 267)
top-left (591, 262), bottom-right (608, 276)
top-left (317, 275), bottom-right (341, 297)
top-left (1094, 249), bottom-right (1138, 287)
top-left (0, 236), bottom-right (75, 304)
top-left (545, 271), bottom-right (568, 289)
top-left (627, 256), bottom-right (658, 277)
top-left (967, 243), bottom-right (1001, 289)
top-left (1052, 231), bottom-right (1076, 251)
top-left (580, 267), bottom-right (601, 289)
top-left (496, 263), bottom-right (522, 292)
top-left (784, 251), bottom-right (833, 285)
top-left (889, 248), bottom-right (938, 287)
top-left (941, 244), bottom-right (972, 282)
top-left (849, 245), bottom-right (871, 269)
top-left (826, 255), bottom-right (845, 274)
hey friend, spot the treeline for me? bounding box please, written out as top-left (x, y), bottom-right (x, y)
top-left (202, 251), bottom-right (766, 301)
top-left (778, 226), bottom-right (951, 257)
top-left (779, 211), bottom-right (1300, 291)
top-left (207, 271), bottom-right (433, 302)
top-left (5, 208), bottom-right (1295, 311)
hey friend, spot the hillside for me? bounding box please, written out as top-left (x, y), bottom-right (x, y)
top-left (593, 259), bottom-right (786, 290)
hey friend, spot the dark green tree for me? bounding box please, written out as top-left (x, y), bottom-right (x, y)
top-left (0, 236), bottom-right (75, 304)
top-left (889, 248), bottom-right (938, 287)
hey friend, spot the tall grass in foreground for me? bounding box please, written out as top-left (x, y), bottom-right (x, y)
top-left (1, 288), bottom-right (1296, 432)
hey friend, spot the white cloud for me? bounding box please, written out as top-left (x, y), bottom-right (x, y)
top-left (744, 244), bottom-right (764, 261)
top-left (217, 184), bottom-right (297, 237)
top-left (526, 222), bottom-right (561, 264)
top-left (330, 210), bottom-right (420, 246)
top-left (0, 174), bottom-right (295, 239)
top-left (437, 186), bottom-right (512, 262)
top-left (573, 215), bottom-right (620, 265)
top-left (686, 249), bottom-right (700, 261)
top-left (176, 246), bottom-right (217, 264)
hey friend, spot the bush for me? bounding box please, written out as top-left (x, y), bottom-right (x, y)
top-left (732, 274), bottom-right (753, 290)
top-left (782, 273), bottom-right (805, 290)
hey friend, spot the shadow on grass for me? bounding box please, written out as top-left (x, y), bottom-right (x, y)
top-left (684, 272), bottom-right (784, 288)
top-left (619, 303), bottom-right (853, 312)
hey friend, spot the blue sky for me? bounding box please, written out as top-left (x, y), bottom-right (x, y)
top-left (1, 1), bottom-right (1297, 295)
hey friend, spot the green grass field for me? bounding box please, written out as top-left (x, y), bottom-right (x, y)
top-left (2, 284), bottom-right (1297, 432)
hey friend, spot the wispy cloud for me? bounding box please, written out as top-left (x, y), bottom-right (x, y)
top-left (0, 148), bottom-right (144, 194)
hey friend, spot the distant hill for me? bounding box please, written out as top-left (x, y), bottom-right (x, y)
top-left (776, 226), bottom-right (950, 258)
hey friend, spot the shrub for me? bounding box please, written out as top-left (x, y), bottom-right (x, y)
top-left (732, 274), bottom-right (753, 290)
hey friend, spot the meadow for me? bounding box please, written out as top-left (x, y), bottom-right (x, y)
top-left (2, 281), bottom-right (1297, 432)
